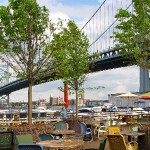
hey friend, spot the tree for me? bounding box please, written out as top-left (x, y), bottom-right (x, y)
top-left (58, 85), bottom-right (105, 97)
top-left (58, 85), bottom-right (105, 102)
top-left (50, 20), bottom-right (89, 119)
top-left (0, 0), bottom-right (59, 124)
top-left (113, 0), bottom-right (150, 70)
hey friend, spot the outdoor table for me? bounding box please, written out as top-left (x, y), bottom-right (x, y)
top-left (139, 122), bottom-right (150, 126)
top-left (37, 139), bottom-right (84, 150)
top-left (118, 114), bottom-right (140, 119)
top-left (51, 130), bottom-right (75, 135)
top-left (51, 130), bottom-right (75, 139)
top-left (118, 114), bottom-right (140, 123)
top-left (115, 131), bottom-right (145, 142)
top-left (0, 121), bottom-right (20, 126)
top-left (141, 114), bottom-right (150, 120)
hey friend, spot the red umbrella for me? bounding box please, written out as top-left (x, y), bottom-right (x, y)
top-left (139, 92), bottom-right (150, 100)
top-left (64, 82), bottom-right (69, 108)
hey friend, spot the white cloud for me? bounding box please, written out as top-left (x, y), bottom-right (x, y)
top-left (83, 65), bottom-right (139, 100)
top-left (50, 12), bottom-right (69, 23)
top-left (37, 0), bottom-right (100, 28)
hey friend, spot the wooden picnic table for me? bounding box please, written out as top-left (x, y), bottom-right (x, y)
top-left (51, 130), bottom-right (75, 135)
top-left (37, 139), bottom-right (84, 150)
top-left (118, 114), bottom-right (140, 119)
top-left (0, 121), bottom-right (20, 126)
top-left (115, 131), bottom-right (145, 142)
top-left (117, 114), bottom-right (140, 123)
top-left (51, 130), bottom-right (75, 139)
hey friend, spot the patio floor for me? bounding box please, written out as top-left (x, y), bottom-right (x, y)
top-left (83, 124), bottom-right (129, 150)
top-left (83, 136), bottom-right (110, 150)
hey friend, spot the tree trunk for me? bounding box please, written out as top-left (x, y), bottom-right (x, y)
top-left (28, 82), bottom-right (32, 125)
top-left (75, 89), bottom-right (78, 120)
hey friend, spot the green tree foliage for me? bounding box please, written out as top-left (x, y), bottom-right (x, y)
top-left (0, 0), bottom-right (59, 124)
top-left (50, 20), bottom-right (89, 118)
top-left (114, 0), bottom-right (150, 69)
top-left (58, 85), bottom-right (105, 95)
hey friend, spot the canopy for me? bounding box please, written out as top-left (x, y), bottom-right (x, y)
top-left (139, 92), bottom-right (150, 100)
top-left (116, 92), bottom-right (139, 106)
top-left (116, 92), bottom-right (139, 99)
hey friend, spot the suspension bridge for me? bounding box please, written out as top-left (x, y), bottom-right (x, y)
top-left (0, 0), bottom-right (149, 103)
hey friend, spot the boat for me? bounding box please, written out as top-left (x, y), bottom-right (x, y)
top-left (32, 106), bottom-right (61, 118)
top-left (130, 107), bottom-right (148, 115)
top-left (78, 108), bottom-right (94, 117)
top-left (93, 106), bottom-right (102, 113)
top-left (32, 106), bottom-right (47, 113)
top-left (102, 103), bottom-right (118, 112)
top-left (92, 106), bottom-right (102, 115)
top-left (0, 109), bottom-right (9, 114)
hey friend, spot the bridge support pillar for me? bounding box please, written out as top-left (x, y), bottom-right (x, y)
top-left (0, 94), bottom-right (10, 105)
top-left (139, 67), bottom-right (150, 92)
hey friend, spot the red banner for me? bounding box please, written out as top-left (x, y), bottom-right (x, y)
top-left (64, 82), bottom-right (69, 108)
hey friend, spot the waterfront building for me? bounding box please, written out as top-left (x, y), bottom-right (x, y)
top-left (108, 93), bottom-right (149, 108)
top-left (49, 96), bottom-right (64, 106)
top-left (85, 100), bottom-right (109, 107)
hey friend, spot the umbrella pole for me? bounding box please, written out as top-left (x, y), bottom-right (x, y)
top-left (128, 97), bottom-right (129, 107)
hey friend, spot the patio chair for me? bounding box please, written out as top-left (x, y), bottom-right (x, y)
top-left (137, 124), bottom-right (150, 150)
top-left (53, 121), bottom-right (67, 139)
top-left (79, 122), bottom-right (93, 141)
top-left (18, 144), bottom-right (43, 150)
top-left (137, 117), bottom-right (149, 122)
top-left (54, 121), bottom-right (66, 130)
top-left (84, 136), bottom-right (107, 150)
top-left (0, 131), bottom-right (14, 150)
top-left (62, 122), bottom-right (69, 130)
top-left (38, 134), bottom-right (54, 150)
top-left (108, 126), bottom-right (120, 134)
top-left (38, 134), bottom-right (54, 141)
top-left (0, 125), bottom-right (7, 131)
top-left (73, 121), bottom-right (82, 135)
top-left (53, 111), bottom-right (61, 118)
top-left (129, 122), bottom-right (143, 136)
top-left (16, 134), bottom-right (34, 145)
top-left (107, 134), bottom-right (138, 150)
top-left (94, 124), bottom-right (108, 139)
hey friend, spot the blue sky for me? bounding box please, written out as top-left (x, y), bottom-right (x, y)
top-left (54, 0), bottom-right (100, 5)
top-left (0, 0), bottom-right (140, 102)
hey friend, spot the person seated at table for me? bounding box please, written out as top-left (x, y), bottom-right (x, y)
top-left (61, 107), bottom-right (67, 120)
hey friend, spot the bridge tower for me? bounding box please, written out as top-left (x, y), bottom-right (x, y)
top-left (0, 62), bottom-right (10, 105)
top-left (139, 67), bottom-right (150, 93)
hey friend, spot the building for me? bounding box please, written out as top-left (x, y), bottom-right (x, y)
top-left (85, 100), bottom-right (109, 107)
top-left (49, 96), bottom-right (64, 106)
top-left (108, 93), bottom-right (148, 108)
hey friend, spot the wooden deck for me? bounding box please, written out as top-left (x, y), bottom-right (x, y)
top-left (83, 124), bottom-right (129, 150)
top-left (83, 136), bottom-right (110, 150)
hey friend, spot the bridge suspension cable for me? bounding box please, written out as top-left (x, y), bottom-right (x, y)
top-left (81, 0), bottom-right (133, 54)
